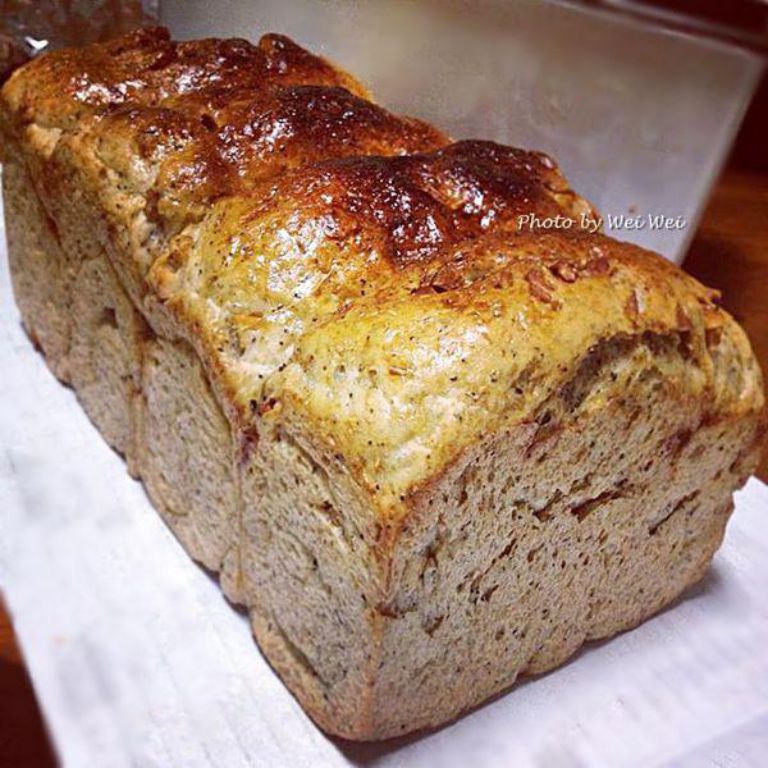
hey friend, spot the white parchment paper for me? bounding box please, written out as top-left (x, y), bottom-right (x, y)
top-left (1, 202), bottom-right (767, 768)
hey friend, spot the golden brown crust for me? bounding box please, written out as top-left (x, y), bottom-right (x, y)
top-left (2, 27), bottom-right (447, 237)
top-left (2, 26), bottom-right (764, 518)
top-left (84, 88), bottom-right (447, 237)
top-left (2, 27), bottom-right (370, 128)
top-left (273, 234), bottom-right (763, 507)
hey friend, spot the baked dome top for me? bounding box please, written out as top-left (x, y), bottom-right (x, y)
top-left (2, 27), bottom-right (761, 509)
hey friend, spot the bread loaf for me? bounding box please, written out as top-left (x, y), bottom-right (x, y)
top-left (1, 27), bottom-right (764, 740)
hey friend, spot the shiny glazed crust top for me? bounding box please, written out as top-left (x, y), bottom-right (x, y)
top-left (1, 27), bottom-right (763, 515)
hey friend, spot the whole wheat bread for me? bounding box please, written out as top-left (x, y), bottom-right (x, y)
top-left (1, 28), bottom-right (764, 739)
